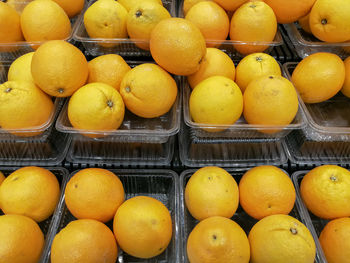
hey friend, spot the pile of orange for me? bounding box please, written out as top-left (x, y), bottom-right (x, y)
top-left (50, 168), bottom-right (173, 262)
top-left (185, 165), bottom-right (316, 263)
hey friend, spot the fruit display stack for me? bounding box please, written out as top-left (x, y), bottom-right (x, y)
top-left (1, 0), bottom-right (350, 262)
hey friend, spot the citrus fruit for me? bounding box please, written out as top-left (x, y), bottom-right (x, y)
top-left (230, 1), bottom-right (277, 55)
top-left (291, 52), bottom-right (345, 103)
top-left (6, 0), bottom-right (33, 14)
top-left (150, 18), bottom-right (206, 75)
top-left (190, 76), bottom-right (243, 131)
top-left (249, 214), bottom-right (316, 263)
top-left (51, 219), bottom-right (117, 263)
top-left (239, 165), bottom-right (296, 220)
top-left (188, 48), bottom-right (235, 89)
top-left (319, 217), bottom-right (350, 263)
top-left (213, 0), bottom-right (248, 11)
top-left (113, 196), bottom-right (172, 259)
top-left (0, 171), bottom-right (4, 186)
top-left (65, 168), bottom-right (125, 223)
top-left (20, 0), bottom-right (71, 46)
top-left (187, 216), bottom-right (250, 263)
top-left (243, 75), bottom-right (299, 132)
top-left (52, 0), bottom-right (85, 18)
top-left (300, 165), bottom-right (350, 219)
top-left (298, 13), bottom-right (311, 34)
top-left (7, 52), bottom-right (34, 83)
top-left (84, 0), bottom-right (127, 48)
top-left (185, 1), bottom-right (229, 47)
top-left (0, 2), bottom-right (23, 47)
top-left (185, 166), bottom-right (239, 221)
top-left (0, 166), bottom-right (60, 222)
top-left (0, 214), bottom-right (44, 263)
top-left (235, 53), bottom-right (281, 93)
top-left (87, 54), bottom-right (131, 91)
top-left (263, 0), bottom-right (316, 24)
top-left (118, 0), bottom-right (163, 11)
top-left (120, 63), bottom-right (177, 118)
top-left (0, 80), bottom-right (54, 136)
top-left (183, 0), bottom-right (211, 15)
top-left (341, 56), bottom-right (350, 98)
top-left (31, 40), bottom-right (89, 97)
top-left (68, 83), bottom-right (125, 136)
top-left (310, 0), bottom-right (350, 43)
top-left (127, 1), bottom-right (171, 50)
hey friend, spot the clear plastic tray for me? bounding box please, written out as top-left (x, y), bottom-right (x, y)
top-left (292, 170), bottom-right (331, 263)
top-left (41, 169), bottom-right (180, 263)
top-left (0, 0), bottom-right (86, 62)
top-left (0, 62), bottom-right (70, 166)
top-left (0, 166), bottom-right (70, 263)
top-left (284, 23), bottom-right (350, 59)
top-left (73, 0), bottom-right (177, 57)
top-left (180, 169), bottom-right (326, 263)
top-left (178, 1), bottom-right (283, 58)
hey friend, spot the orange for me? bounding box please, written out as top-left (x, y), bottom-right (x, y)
top-left (291, 52), bottom-right (345, 103)
top-left (0, 171), bottom-right (4, 186)
top-left (65, 168), bottom-right (125, 223)
top-left (0, 166), bottom-right (60, 222)
top-left (213, 0), bottom-right (248, 11)
top-left (127, 1), bottom-right (171, 50)
top-left (187, 216), bottom-right (250, 263)
top-left (7, 52), bottom-right (34, 83)
top-left (87, 54), bottom-right (131, 91)
top-left (20, 0), bottom-right (71, 46)
top-left (84, 0), bottom-right (127, 48)
top-left (185, 2), bottom-right (229, 47)
top-left (239, 165), bottom-right (296, 220)
top-left (0, 80), bottom-right (54, 136)
top-left (113, 196), bottom-right (172, 259)
top-left (243, 75), bottom-right (299, 132)
top-left (31, 40), bottom-right (89, 97)
top-left (118, 0), bottom-right (163, 11)
top-left (309, 0), bottom-right (350, 43)
top-left (189, 76), bottom-right (243, 132)
top-left (150, 18), bottom-right (206, 75)
top-left (319, 217), bottom-right (350, 263)
top-left (298, 13), bottom-right (312, 34)
top-left (185, 166), bottom-right (239, 221)
top-left (183, 0), bottom-right (212, 15)
top-left (230, 1), bottom-right (277, 55)
top-left (120, 63), bottom-right (177, 118)
top-left (249, 214), bottom-right (316, 263)
top-left (0, 2), bottom-right (23, 48)
top-left (235, 52), bottom-right (281, 93)
top-left (0, 214), bottom-right (44, 263)
top-left (52, 0), bottom-right (85, 18)
top-left (300, 165), bottom-right (350, 219)
top-left (188, 48), bottom-right (235, 89)
top-left (51, 219), bottom-right (117, 263)
top-left (341, 56), bottom-right (350, 98)
top-left (68, 83), bottom-right (125, 136)
top-left (263, 0), bottom-right (316, 24)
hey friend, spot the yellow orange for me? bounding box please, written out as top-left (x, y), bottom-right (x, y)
top-left (239, 165), bottom-right (296, 220)
top-left (127, 1), bottom-right (171, 50)
top-left (0, 2), bottom-right (23, 49)
top-left (235, 52), bottom-right (281, 93)
top-left (185, 166), bottom-right (239, 221)
top-left (230, 1), bottom-right (277, 55)
top-left (31, 40), bottom-right (89, 97)
top-left (51, 219), bottom-right (117, 263)
top-left (8, 52), bottom-right (34, 83)
top-left (188, 48), bottom-right (235, 89)
top-left (52, 0), bottom-right (85, 18)
top-left (87, 54), bottom-right (130, 91)
top-left (319, 218), bottom-right (350, 263)
top-left (249, 214), bottom-right (316, 263)
top-left (298, 13), bottom-right (311, 34)
top-left (213, 0), bottom-right (248, 11)
top-left (120, 63), bottom-right (177, 118)
top-left (183, 0), bottom-right (211, 15)
top-left (291, 52), bottom-right (345, 103)
top-left (65, 168), bottom-right (125, 223)
top-left (118, 0), bottom-right (163, 11)
top-left (150, 18), bottom-right (206, 75)
top-left (300, 165), bottom-right (350, 219)
top-left (0, 171), bottom-right (4, 186)
top-left (341, 56), bottom-right (350, 98)
top-left (187, 216), bottom-right (250, 263)
top-left (113, 196), bottom-right (172, 259)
